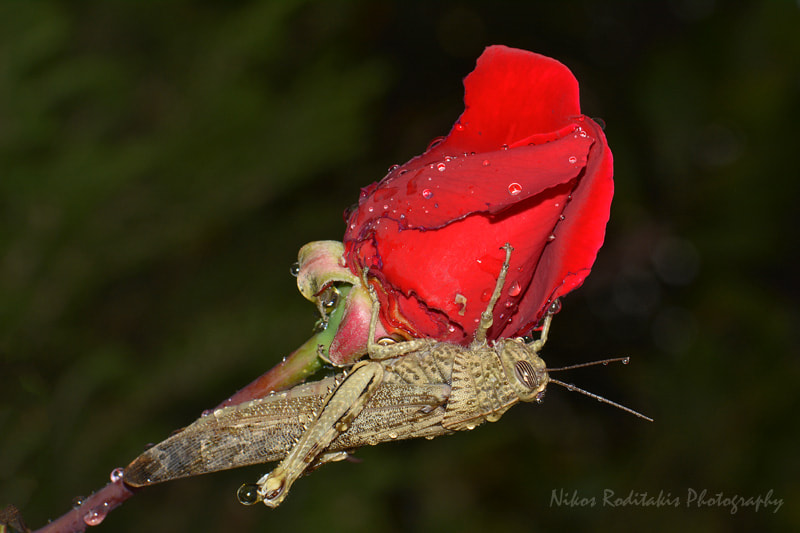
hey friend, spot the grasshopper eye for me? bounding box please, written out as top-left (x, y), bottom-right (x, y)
top-left (513, 360), bottom-right (539, 389)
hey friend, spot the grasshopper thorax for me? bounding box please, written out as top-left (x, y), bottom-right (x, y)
top-left (496, 338), bottom-right (549, 403)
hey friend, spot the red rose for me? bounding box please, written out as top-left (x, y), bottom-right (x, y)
top-left (342, 45), bottom-right (613, 345)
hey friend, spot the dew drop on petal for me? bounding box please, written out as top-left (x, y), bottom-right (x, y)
top-left (568, 156), bottom-right (578, 164)
top-left (547, 234), bottom-right (556, 242)
top-left (436, 162), bottom-right (446, 172)
top-left (507, 182), bottom-right (522, 195)
top-left (508, 281), bottom-right (522, 297)
top-left (593, 116), bottom-right (606, 130)
top-left (480, 289), bottom-right (492, 302)
top-left (388, 164), bottom-right (400, 172)
top-left (455, 122), bottom-right (465, 131)
top-left (548, 299), bottom-right (562, 314)
top-left (83, 508), bottom-right (107, 527)
top-left (501, 144), bottom-right (509, 150)
top-left (422, 189), bottom-right (433, 199)
top-left (110, 467), bottom-right (124, 483)
top-left (482, 159), bottom-right (490, 167)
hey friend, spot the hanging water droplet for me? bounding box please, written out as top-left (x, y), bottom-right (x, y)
top-left (237, 483), bottom-right (261, 505)
top-left (109, 467), bottom-right (124, 483)
top-left (388, 164), bottom-right (400, 172)
top-left (289, 262), bottom-right (300, 277)
top-left (83, 508), bottom-right (107, 526)
top-left (568, 156), bottom-right (578, 164)
top-left (548, 299), bottom-right (562, 314)
top-left (482, 159), bottom-right (490, 166)
top-left (622, 357), bottom-right (630, 365)
top-left (436, 162), bottom-right (446, 172)
top-left (389, 432), bottom-right (398, 439)
top-left (593, 116), bottom-right (606, 130)
top-left (535, 391), bottom-right (546, 404)
top-left (507, 182), bottom-right (522, 195)
top-left (508, 281), bottom-right (522, 297)
top-left (422, 189), bottom-right (433, 199)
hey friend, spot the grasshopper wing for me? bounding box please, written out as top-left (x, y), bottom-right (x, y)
top-left (124, 375), bottom-right (450, 487)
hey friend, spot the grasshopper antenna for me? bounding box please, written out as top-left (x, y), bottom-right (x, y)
top-left (546, 357), bottom-right (653, 422)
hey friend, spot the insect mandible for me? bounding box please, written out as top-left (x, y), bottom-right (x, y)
top-left (123, 243), bottom-right (651, 507)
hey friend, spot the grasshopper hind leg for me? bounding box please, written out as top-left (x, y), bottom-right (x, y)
top-left (474, 243), bottom-right (514, 344)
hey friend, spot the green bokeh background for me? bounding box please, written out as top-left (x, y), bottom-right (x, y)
top-left (2, 1), bottom-right (798, 531)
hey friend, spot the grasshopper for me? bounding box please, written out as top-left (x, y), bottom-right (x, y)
top-left (124, 244), bottom-right (651, 507)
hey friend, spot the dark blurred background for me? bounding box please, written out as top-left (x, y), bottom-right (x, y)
top-left (2, 1), bottom-right (798, 531)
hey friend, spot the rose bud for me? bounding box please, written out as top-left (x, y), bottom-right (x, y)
top-left (342, 45), bottom-right (613, 347)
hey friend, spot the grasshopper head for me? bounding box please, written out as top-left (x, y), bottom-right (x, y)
top-left (498, 338), bottom-right (549, 402)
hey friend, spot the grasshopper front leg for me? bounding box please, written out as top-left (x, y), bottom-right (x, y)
top-left (242, 359), bottom-right (385, 507)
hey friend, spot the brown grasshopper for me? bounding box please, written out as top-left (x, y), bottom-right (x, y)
top-left (124, 244), bottom-right (651, 507)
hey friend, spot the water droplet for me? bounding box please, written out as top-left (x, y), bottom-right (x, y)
top-left (548, 299), bottom-right (562, 314)
top-left (559, 215), bottom-right (565, 221)
top-left (388, 164), bottom-right (400, 172)
top-left (507, 182), bottom-right (522, 195)
top-left (602, 361), bottom-right (609, 366)
top-left (480, 289), bottom-right (492, 302)
top-left (422, 189), bottom-right (433, 199)
top-left (72, 496), bottom-right (85, 510)
top-left (427, 136), bottom-right (445, 150)
top-left (237, 483), bottom-right (261, 505)
top-left (289, 262), bottom-right (300, 277)
top-left (535, 391), bottom-right (546, 404)
top-left (622, 357), bottom-right (630, 365)
top-left (466, 424), bottom-right (476, 430)
top-left (504, 301), bottom-right (514, 309)
top-left (368, 206), bottom-right (374, 213)
top-left (547, 234), bottom-right (556, 242)
top-left (447, 324), bottom-right (456, 333)
top-left (568, 156), bottom-right (578, 164)
top-left (482, 159), bottom-right (490, 166)
top-left (109, 467), bottom-right (124, 483)
top-left (455, 122), bottom-right (465, 131)
top-left (501, 144), bottom-right (509, 150)
top-left (508, 281), bottom-right (522, 297)
top-left (593, 117), bottom-right (606, 130)
top-left (436, 162), bottom-right (446, 172)
top-left (83, 508), bottom-right (106, 526)
top-left (389, 432), bottom-right (398, 439)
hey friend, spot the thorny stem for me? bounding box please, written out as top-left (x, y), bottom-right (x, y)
top-left (25, 288), bottom-right (350, 533)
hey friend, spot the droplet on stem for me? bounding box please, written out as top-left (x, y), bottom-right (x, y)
top-left (109, 467), bottom-right (124, 483)
top-left (83, 508), bottom-right (107, 527)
